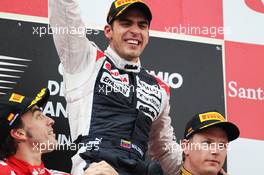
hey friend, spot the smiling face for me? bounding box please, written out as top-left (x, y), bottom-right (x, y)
top-left (182, 127), bottom-right (228, 175)
top-left (104, 7), bottom-right (150, 63)
top-left (20, 105), bottom-right (57, 153)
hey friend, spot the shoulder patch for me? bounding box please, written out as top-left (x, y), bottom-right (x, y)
top-left (155, 77), bottom-right (170, 95)
top-left (96, 50), bottom-right (105, 61)
top-left (0, 161), bottom-right (6, 166)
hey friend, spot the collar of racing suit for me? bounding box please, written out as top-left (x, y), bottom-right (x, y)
top-left (179, 166), bottom-right (192, 175)
top-left (105, 46), bottom-right (142, 73)
top-left (6, 156), bottom-right (48, 174)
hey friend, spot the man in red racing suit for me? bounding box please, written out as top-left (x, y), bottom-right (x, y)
top-left (0, 157), bottom-right (117, 175)
top-left (0, 156), bottom-right (69, 175)
top-left (0, 88), bottom-right (118, 175)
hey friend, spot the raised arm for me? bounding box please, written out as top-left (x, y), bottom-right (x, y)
top-left (49, 0), bottom-right (102, 143)
top-left (49, 0), bottom-right (97, 74)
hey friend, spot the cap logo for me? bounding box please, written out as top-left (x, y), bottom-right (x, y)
top-left (115, 0), bottom-right (143, 8)
top-left (187, 127), bottom-right (193, 134)
top-left (28, 88), bottom-right (46, 108)
top-left (8, 113), bottom-right (19, 126)
top-left (7, 113), bottom-right (15, 122)
top-left (9, 93), bottom-right (25, 103)
top-left (199, 112), bottom-right (225, 123)
top-left (187, 127), bottom-right (193, 136)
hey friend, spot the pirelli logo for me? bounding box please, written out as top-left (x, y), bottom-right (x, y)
top-left (115, 0), bottom-right (143, 8)
top-left (9, 93), bottom-right (25, 103)
top-left (199, 112), bottom-right (225, 122)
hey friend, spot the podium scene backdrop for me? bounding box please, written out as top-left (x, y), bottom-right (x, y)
top-left (0, 0), bottom-right (263, 174)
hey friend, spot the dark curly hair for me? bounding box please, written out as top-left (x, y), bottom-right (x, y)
top-left (0, 117), bottom-right (24, 160)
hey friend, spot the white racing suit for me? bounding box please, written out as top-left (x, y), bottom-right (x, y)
top-left (49, 0), bottom-right (182, 174)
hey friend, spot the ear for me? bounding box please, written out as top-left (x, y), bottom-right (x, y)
top-left (104, 24), bottom-right (113, 40)
top-left (181, 139), bottom-right (190, 156)
top-left (10, 128), bottom-right (27, 141)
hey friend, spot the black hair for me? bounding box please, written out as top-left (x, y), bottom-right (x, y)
top-left (182, 135), bottom-right (194, 162)
top-left (0, 117), bottom-right (24, 160)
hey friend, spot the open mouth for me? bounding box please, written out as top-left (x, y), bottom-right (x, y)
top-left (125, 39), bottom-right (141, 46)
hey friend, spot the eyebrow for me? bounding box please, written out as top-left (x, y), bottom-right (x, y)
top-left (119, 18), bottom-right (149, 25)
top-left (118, 18), bottom-right (132, 23)
top-left (30, 107), bottom-right (42, 114)
top-left (203, 137), bottom-right (228, 143)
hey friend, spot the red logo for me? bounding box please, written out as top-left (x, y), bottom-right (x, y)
top-left (245, 0), bottom-right (264, 13)
top-left (0, 0), bottom-right (48, 17)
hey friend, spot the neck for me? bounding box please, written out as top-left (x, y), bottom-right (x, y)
top-left (14, 144), bottom-right (42, 166)
top-left (128, 56), bottom-right (139, 63)
top-left (110, 46), bottom-right (139, 63)
top-left (105, 46), bottom-right (141, 73)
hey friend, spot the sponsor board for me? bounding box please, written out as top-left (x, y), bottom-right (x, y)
top-left (225, 41), bottom-right (264, 140)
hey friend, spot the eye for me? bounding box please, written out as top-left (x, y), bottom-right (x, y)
top-left (35, 111), bottom-right (46, 119)
top-left (139, 23), bottom-right (148, 30)
top-left (120, 21), bottom-right (130, 27)
top-left (220, 142), bottom-right (228, 149)
top-left (202, 140), bottom-right (212, 145)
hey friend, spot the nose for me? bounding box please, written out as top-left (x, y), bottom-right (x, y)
top-left (208, 143), bottom-right (217, 155)
top-left (211, 149), bottom-right (219, 155)
top-left (129, 24), bottom-right (140, 35)
top-left (210, 143), bottom-right (226, 155)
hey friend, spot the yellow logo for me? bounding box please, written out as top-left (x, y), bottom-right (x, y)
top-left (115, 0), bottom-right (143, 8)
top-left (187, 127), bottom-right (193, 134)
top-left (9, 93), bottom-right (25, 103)
top-left (28, 88), bottom-right (46, 108)
top-left (199, 112), bottom-right (225, 123)
top-left (7, 113), bottom-right (15, 122)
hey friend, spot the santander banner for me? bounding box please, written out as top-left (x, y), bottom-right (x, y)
top-left (225, 41), bottom-right (264, 141)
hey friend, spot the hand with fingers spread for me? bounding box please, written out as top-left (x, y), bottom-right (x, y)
top-left (83, 161), bottom-right (118, 175)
